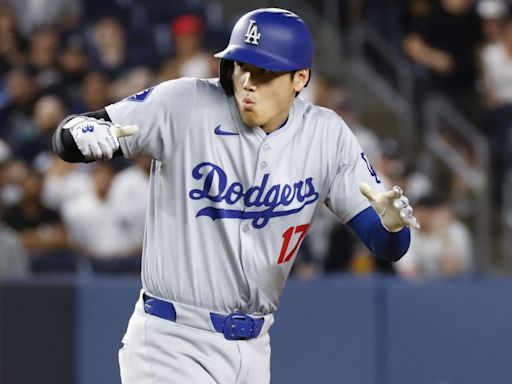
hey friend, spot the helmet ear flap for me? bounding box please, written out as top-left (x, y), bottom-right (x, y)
top-left (219, 59), bottom-right (234, 96)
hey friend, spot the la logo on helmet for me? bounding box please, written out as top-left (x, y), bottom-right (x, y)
top-left (244, 20), bottom-right (260, 45)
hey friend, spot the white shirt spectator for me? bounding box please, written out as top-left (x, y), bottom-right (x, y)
top-left (481, 43), bottom-right (512, 105)
top-left (109, 164), bottom-right (149, 249)
top-left (3, 0), bottom-right (81, 37)
top-left (397, 209), bottom-right (473, 279)
top-left (42, 156), bottom-right (94, 211)
top-left (179, 53), bottom-right (211, 78)
top-left (0, 225), bottom-right (30, 279)
top-left (62, 193), bottom-right (134, 259)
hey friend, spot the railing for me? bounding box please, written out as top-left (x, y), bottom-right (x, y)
top-left (349, 22), bottom-right (416, 159)
top-left (423, 96), bottom-right (491, 271)
top-left (348, 16), bottom-right (492, 271)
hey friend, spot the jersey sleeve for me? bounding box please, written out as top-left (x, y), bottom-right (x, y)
top-left (325, 120), bottom-right (385, 223)
top-left (105, 78), bottom-right (197, 161)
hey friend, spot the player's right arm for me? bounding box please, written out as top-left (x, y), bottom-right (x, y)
top-left (53, 78), bottom-right (197, 163)
top-left (52, 109), bottom-right (139, 162)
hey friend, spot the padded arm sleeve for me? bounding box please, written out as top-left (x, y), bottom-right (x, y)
top-left (52, 109), bottom-right (122, 163)
top-left (348, 206), bottom-right (411, 262)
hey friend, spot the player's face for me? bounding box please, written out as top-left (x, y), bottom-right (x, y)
top-left (232, 62), bottom-right (309, 133)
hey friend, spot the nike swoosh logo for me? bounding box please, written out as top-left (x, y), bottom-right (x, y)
top-left (214, 125), bottom-right (239, 136)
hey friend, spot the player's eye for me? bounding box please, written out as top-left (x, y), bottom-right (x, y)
top-left (236, 62), bottom-right (249, 71)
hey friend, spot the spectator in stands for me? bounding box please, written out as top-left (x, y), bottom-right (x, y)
top-left (402, 0), bottom-right (433, 35)
top-left (403, 0), bottom-right (483, 126)
top-left (110, 66), bottom-right (155, 101)
top-left (0, 158), bottom-right (28, 209)
top-left (27, 27), bottom-right (62, 91)
top-left (89, 16), bottom-right (132, 79)
top-left (0, 4), bottom-right (24, 76)
top-left (1, 0), bottom-right (81, 38)
top-left (158, 58), bottom-right (181, 82)
top-left (42, 154), bottom-right (93, 211)
top-left (0, 68), bottom-right (40, 160)
top-left (374, 138), bottom-right (433, 204)
top-left (109, 155), bottom-right (152, 252)
top-left (82, 0), bottom-right (129, 24)
top-left (363, 0), bottom-right (406, 43)
top-left (0, 138), bottom-right (11, 165)
top-left (31, 94), bottom-right (68, 166)
top-left (328, 88), bottom-right (382, 162)
top-left (76, 71), bottom-right (112, 113)
top-left (57, 32), bottom-right (89, 107)
top-left (478, 0), bottom-right (508, 46)
top-left (323, 222), bottom-right (359, 274)
top-left (396, 194), bottom-right (473, 279)
top-left (169, 13), bottom-right (210, 78)
top-left (62, 162), bottom-right (141, 273)
top-left (3, 94), bottom-right (65, 165)
top-left (0, 222), bottom-right (30, 279)
top-left (1, 168), bottom-right (73, 272)
top-left (480, 15), bottom-right (512, 203)
top-left (324, 218), bottom-right (395, 276)
top-left (0, 143), bottom-right (30, 279)
top-left (294, 205), bottom-right (340, 279)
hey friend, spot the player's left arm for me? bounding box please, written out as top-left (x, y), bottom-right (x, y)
top-left (348, 183), bottom-right (420, 262)
top-left (326, 116), bottom-right (419, 261)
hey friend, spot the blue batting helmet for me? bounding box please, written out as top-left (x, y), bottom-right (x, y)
top-left (215, 8), bottom-right (314, 72)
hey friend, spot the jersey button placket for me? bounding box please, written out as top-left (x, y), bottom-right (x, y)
top-left (258, 141), bottom-right (271, 172)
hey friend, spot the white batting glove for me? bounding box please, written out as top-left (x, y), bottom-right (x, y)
top-left (359, 182), bottom-right (420, 232)
top-left (63, 116), bottom-right (139, 160)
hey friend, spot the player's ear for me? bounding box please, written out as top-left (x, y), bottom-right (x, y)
top-left (292, 69), bottom-right (309, 93)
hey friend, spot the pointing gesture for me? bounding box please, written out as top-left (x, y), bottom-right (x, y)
top-left (113, 124), bottom-right (140, 138)
top-left (64, 116), bottom-right (139, 160)
top-left (359, 182), bottom-right (420, 232)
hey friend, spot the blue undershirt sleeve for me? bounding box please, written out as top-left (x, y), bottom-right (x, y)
top-left (347, 206), bottom-right (410, 262)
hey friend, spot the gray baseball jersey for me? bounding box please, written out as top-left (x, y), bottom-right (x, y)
top-left (105, 78), bottom-right (382, 315)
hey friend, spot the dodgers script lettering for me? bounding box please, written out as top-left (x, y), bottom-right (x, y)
top-left (189, 162), bottom-right (319, 228)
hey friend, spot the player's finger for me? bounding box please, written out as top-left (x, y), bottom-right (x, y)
top-left (98, 141), bottom-right (114, 159)
top-left (114, 124), bottom-right (139, 138)
top-left (89, 144), bottom-right (103, 160)
top-left (403, 215), bottom-right (421, 229)
top-left (383, 186), bottom-right (402, 200)
top-left (394, 196), bottom-right (409, 210)
top-left (359, 182), bottom-right (377, 202)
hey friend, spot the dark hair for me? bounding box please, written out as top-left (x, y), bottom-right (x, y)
top-left (219, 59), bottom-right (235, 95)
top-left (218, 59), bottom-right (310, 97)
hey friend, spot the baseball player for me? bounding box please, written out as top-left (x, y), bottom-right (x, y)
top-left (52, 8), bottom-right (419, 384)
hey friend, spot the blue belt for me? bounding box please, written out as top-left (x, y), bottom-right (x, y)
top-left (143, 294), bottom-right (264, 340)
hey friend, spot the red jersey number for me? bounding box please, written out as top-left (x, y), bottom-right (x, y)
top-left (277, 224), bottom-right (310, 264)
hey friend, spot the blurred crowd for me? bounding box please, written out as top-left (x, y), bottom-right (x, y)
top-left (3, 0), bottom-right (509, 281)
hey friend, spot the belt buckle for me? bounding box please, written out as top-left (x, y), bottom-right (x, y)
top-left (223, 313), bottom-right (254, 340)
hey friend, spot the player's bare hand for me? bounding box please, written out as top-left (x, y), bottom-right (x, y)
top-left (64, 116), bottom-right (139, 161)
top-left (359, 182), bottom-right (420, 232)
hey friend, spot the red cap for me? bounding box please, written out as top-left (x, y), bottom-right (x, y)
top-left (171, 14), bottom-right (204, 37)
